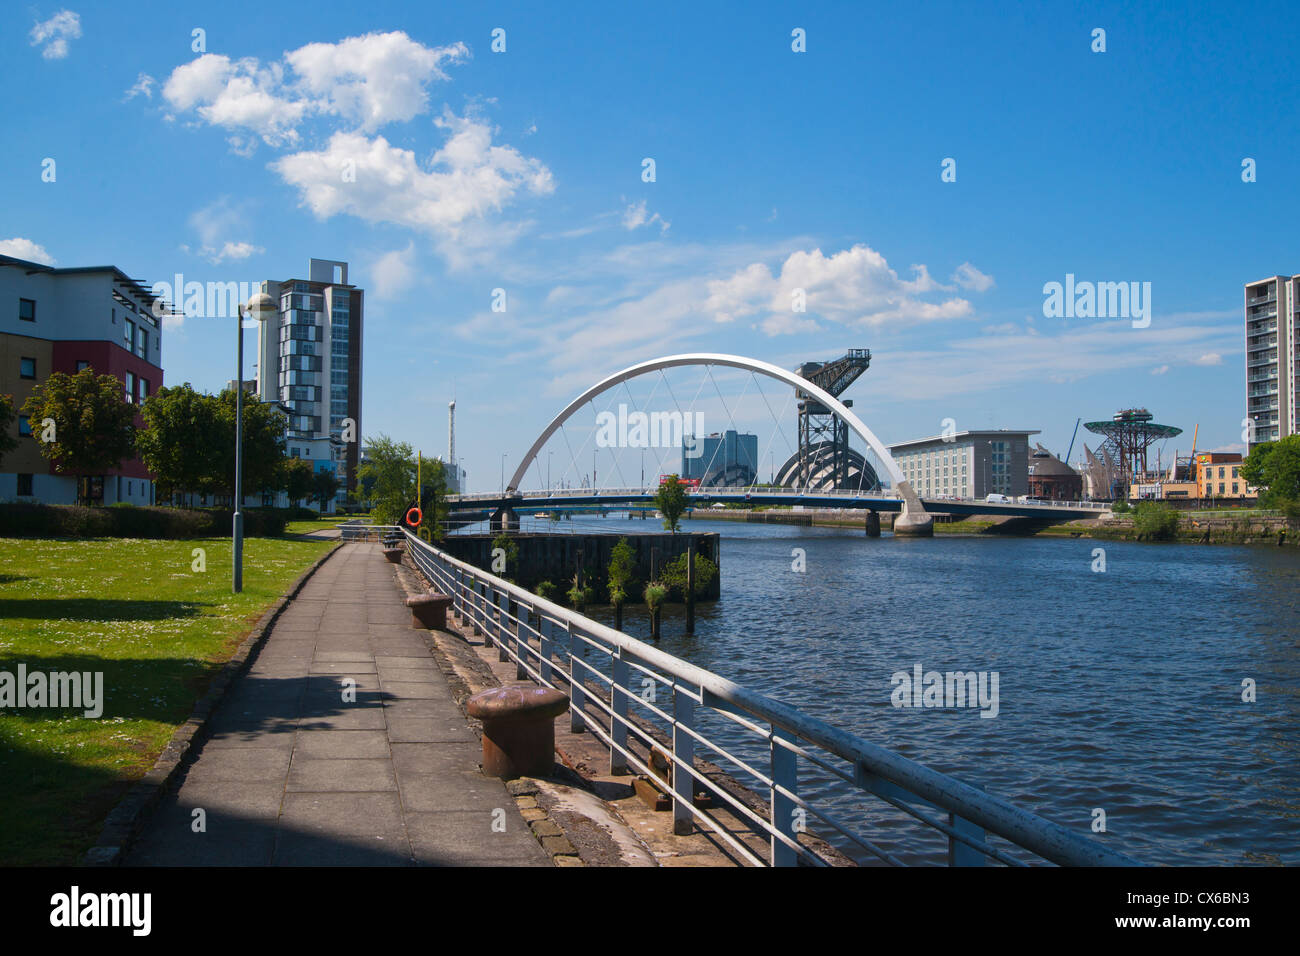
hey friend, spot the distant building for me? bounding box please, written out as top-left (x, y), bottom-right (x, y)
top-left (1196, 452), bottom-right (1248, 499)
top-left (1026, 444), bottom-right (1082, 500)
top-left (1245, 276), bottom-right (1297, 452)
top-left (681, 429), bottom-right (759, 487)
top-left (256, 259), bottom-right (362, 506)
top-left (889, 429), bottom-right (1039, 499)
top-left (0, 253), bottom-right (168, 504)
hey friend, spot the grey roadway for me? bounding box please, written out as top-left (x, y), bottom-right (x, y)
top-left (125, 542), bottom-right (550, 866)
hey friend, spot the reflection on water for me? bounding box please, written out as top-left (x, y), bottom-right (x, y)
top-left (555, 515), bottom-right (1299, 865)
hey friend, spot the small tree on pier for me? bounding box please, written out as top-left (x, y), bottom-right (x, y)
top-left (607, 537), bottom-right (636, 630)
top-left (655, 475), bottom-right (689, 532)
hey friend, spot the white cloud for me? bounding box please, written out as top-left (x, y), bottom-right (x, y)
top-left (187, 197), bottom-right (261, 264)
top-left (704, 244), bottom-right (974, 328)
top-left (272, 114), bottom-right (553, 244)
top-left (286, 33), bottom-right (467, 131)
top-left (124, 73), bottom-right (155, 100)
top-left (864, 320), bottom-right (1239, 403)
top-left (622, 199), bottom-right (669, 234)
top-left (160, 32), bottom-right (468, 151)
top-left (30, 10), bottom-right (80, 60)
top-left (0, 238), bottom-right (56, 265)
top-left (163, 55), bottom-right (306, 147)
top-left (952, 261), bottom-right (995, 292)
top-left (370, 243), bottom-right (417, 300)
top-left (210, 241), bottom-right (263, 263)
top-left (1194, 352), bottom-right (1223, 366)
top-left (1151, 365), bottom-right (1170, 375)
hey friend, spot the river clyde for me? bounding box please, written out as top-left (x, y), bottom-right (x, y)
top-left (513, 514), bottom-right (1300, 865)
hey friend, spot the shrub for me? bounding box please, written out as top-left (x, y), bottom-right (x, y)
top-left (1131, 501), bottom-right (1179, 541)
top-left (658, 551), bottom-right (718, 599)
top-left (0, 503), bottom-right (285, 539)
top-left (1111, 499), bottom-right (1132, 514)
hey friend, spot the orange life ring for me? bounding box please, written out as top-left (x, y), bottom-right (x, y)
top-left (405, 507), bottom-right (423, 527)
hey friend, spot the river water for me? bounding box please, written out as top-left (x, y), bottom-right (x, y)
top-left (527, 514), bottom-right (1299, 865)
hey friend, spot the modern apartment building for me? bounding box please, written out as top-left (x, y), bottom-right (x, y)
top-left (888, 429), bottom-right (1040, 499)
top-left (1, 253), bottom-right (166, 504)
top-left (1245, 276), bottom-right (1297, 452)
top-left (256, 259), bottom-right (362, 503)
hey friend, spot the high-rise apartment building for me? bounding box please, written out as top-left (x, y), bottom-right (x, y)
top-left (1244, 276), bottom-right (1297, 452)
top-left (257, 259), bottom-right (363, 502)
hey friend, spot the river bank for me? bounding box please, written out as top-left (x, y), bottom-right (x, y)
top-left (686, 507), bottom-right (1299, 547)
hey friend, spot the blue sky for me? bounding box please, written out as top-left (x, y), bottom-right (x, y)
top-left (3, 1), bottom-right (1297, 491)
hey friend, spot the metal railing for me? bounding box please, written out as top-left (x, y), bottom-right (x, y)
top-left (339, 522), bottom-right (402, 542)
top-left (400, 529), bottom-right (1141, 867)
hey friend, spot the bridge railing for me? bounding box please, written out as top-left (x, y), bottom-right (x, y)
top-left (401, 529), bottom-right (1139, 868)
top-left (446, 488), bottom-right (1111, 511)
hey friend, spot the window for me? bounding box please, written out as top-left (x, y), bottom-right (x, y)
top-left (124, 318), bottom-right (135, 349)
top-left (76, 360), bottom-right (90, 372)
top-left (124, 371), bottom-right (136, 403)
top-left (138, 378), bottom-right (149, 404)
top-left (19, 298), bottom-right (35, 322)
top-left (19, 357), bottom-right (35, 379)
top-left (136, 326), bottom-right (148, 358)
top-left (18, 415), bottom-right (31, 436)
top-left (16, 474), bottom-right (33, 496)
top-left (1219, 483), bottom-right (1226, 494)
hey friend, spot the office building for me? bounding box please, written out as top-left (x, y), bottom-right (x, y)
top-left (257, 259), bottom-right (362, 504)
top-left (681, 429), bottom-right (759, 487)
top-left (889, 429), bottom-right (1039, 499)
top-left (1245, 276), bottom-right (1298, 452)
top-left (1, 253), bottom-right (166, 504)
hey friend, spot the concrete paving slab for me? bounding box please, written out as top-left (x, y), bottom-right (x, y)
top-left (126, 542), bottom-right (549, 868)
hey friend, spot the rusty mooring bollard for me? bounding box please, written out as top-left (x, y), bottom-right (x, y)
top-left (406, 592), bottom-right (454, 629)
top-left (466, 685), bottom-right (569, 779)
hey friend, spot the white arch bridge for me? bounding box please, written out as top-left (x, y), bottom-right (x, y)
top-left (444, 353), bottom-right (1109, 531)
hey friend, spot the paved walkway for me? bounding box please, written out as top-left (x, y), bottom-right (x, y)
top-left (126, 543), bottom-right (549, 866)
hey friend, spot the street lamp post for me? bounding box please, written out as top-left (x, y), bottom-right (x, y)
top-left (234, 293), bottom-right (275, 593)
top-left (500, 453), bottom-right (507, 494)
top-left (233, 304), bottom-right (245, 592)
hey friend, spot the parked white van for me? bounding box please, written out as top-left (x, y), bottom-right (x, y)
top-left (985, 493), bottom-right (1012, 503)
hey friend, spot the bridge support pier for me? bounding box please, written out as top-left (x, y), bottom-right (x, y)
top-left (490, 506), bottom-right (520, 532)
top-left (892, 485), bottom-right (934, 538)
top-left (865, 511), bottom-right (881, 537)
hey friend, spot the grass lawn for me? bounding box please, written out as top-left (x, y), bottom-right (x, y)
top-left (0, 534), bottom-right (336, 865)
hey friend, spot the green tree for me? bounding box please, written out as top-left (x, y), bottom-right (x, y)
top-left (357, 435), bottom-right (417, 525)
top-left (654, 475), bottom-right (689, 532)
top-left (644, 583), bottom-right (668, 640)
top-left (1241, 435), bottom-right (1300, 510)
top-left (0, 394), bottom-right (19, 467)
top-left (214, 388), bottom-right (286, 498)
top-left (137, 383), bottom-right (224, 503)
top-left (419, 457), bottom-right (450, 540)
top-left (658, 551), bottom-right (718, 600)
top-left (280, 457), bottom-right (315, 508)
top-left (607, 537), bottom-right (636, 630)
top-left (20, 369), bottom-right (137, 504)
top-left (312, 467), bottom-right (340, 512)
top-left (491, 531), bottom-right (519, 581)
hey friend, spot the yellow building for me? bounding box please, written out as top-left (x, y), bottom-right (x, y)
top-left (1195, 453), bottom-right (1249, 499)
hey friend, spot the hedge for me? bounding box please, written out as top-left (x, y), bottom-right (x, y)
top-left (0, 503), bottom-right (287, 539)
